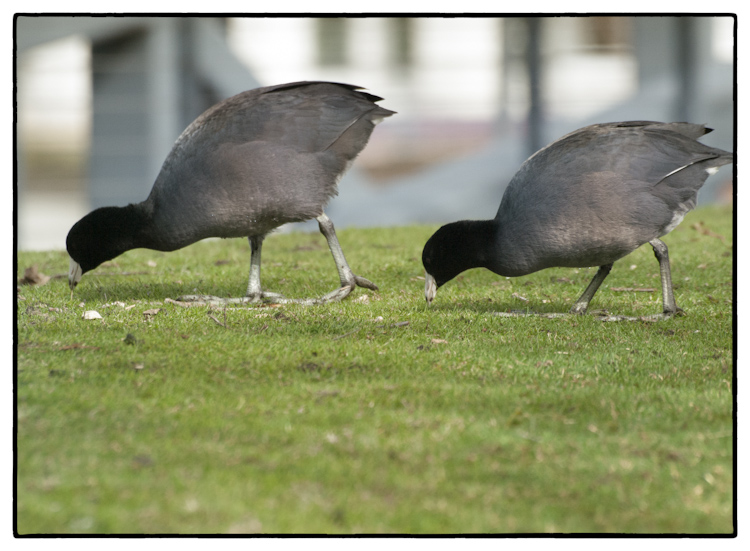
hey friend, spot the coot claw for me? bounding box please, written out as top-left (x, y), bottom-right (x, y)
top-left (353, 275), bottom-right (378, 291)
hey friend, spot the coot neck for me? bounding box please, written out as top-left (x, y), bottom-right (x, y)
top-left (93, 203), bottom-right (159, 259)
top-left (447, 219), bottom-right (501, 275)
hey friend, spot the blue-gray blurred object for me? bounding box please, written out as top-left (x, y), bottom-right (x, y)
top-left (17, 17), bottom-right (260, 209)
top-left (335, 17), bottom-right (732, 229)
top-left (16, 16), bottom-right (733, 248)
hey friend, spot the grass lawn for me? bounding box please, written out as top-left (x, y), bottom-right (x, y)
top-left (15, 205), bottom-right (734, 534)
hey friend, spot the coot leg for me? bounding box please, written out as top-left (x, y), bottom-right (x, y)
top-left (177, 235), bottom-right (285, 304)
top-left (245, 235), bottom-right (285, 302)
top-left (316, 213), bottom-right (378, 302)
top-left (569, 263), bottom-right (613, 314)
top-left (649, 238), bottom-right (680, 315)
top-left (245, 235), bottom-right (263, 296)
top-left (178, 214), bottom-right (378, 305)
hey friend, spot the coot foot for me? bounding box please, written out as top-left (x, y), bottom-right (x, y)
top-left (492, 309), bottom-right (682, 321)
top-left (309, 275), bottom-right (377, 304)
top-left (176, 292), bottom-right (286, 305)
top-left (353, 274), bottom-right (379, 291)
top-left (175, 283), bottom-right (375, 305)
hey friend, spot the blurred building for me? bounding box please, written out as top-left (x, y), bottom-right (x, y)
top-left (16, 16), bottom-right (734, 250)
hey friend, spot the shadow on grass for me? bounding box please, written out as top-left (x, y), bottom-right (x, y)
top-left (424, 298), bottom-right (573, 316)
top-left (71, 278), bottom-right (358, 306)
top-left (71, 280), bottom-right (241, 303)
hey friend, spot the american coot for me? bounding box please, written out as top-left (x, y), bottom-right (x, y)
top-left (422, 121), bottom-right (733, 318)
top-left (67, 81), bottom-right (395, 304)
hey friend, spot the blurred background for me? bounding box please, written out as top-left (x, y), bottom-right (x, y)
top-left (15, 15), bottom-right (734, 251)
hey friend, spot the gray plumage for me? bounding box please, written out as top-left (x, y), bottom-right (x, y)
top-left (67, 81), bottom-right (395, 303)
top-left (422, 121), bottom-right (733, 317)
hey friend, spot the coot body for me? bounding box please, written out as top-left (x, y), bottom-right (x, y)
top-left (67, 81), bottom-right (395, 303)
top-left (422, 121), bottom-right (732, 316)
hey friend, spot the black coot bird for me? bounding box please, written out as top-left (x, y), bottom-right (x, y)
top-left (67, 81), bottom-right (395, 303)
top-left (422, 121), bottom-right (733, 318)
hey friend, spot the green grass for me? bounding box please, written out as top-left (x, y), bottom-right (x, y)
top-left (16, 205), bottom-right (734, 534)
